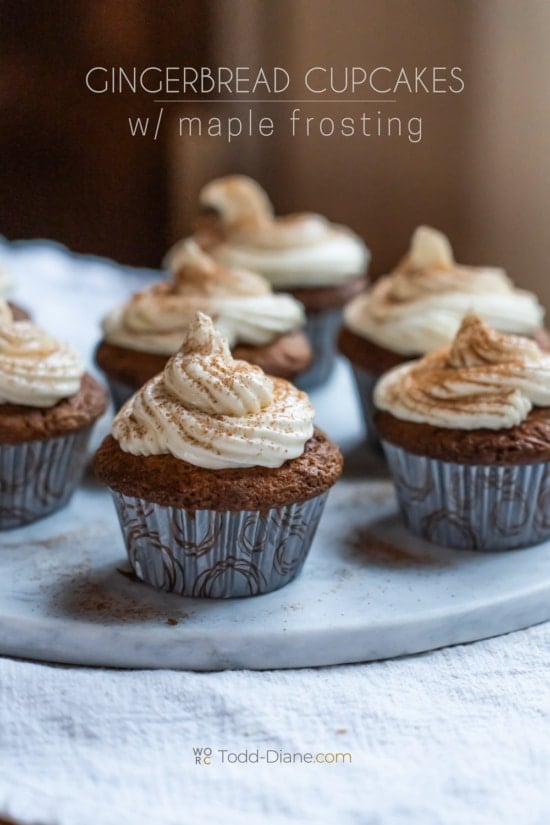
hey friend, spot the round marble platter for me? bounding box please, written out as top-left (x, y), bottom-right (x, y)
top-left (2, 440), bottom-right (550, 671)
top-left (1, 240), bottom-right (549, 670)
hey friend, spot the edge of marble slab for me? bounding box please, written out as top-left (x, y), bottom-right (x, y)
top-left (0, 573), bottom-right (548, 671)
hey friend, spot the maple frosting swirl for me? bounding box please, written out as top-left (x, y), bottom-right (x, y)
top-left (375, 314), bottom-right (550, 430)
top-left (103, 240), bottom-right (305, 354)
top-left (0, 320), bottom-right (84, 407)
top-left (112, 312), bottom-right (315, 469)
top-left (196, 175), bottom-right (369, 289)
top-left (345, 226), bottom-right (544, 354)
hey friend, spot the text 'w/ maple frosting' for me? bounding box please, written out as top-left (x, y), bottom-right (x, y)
top-left (112, 312), bottom-right (314, 469)
top-left (344, 226), bottom-right (544, 354)
top-left (374, 314), bottom-right (550, 430)
top-left (194, 175), bottom-right (368, 289)
top-left (0, 320), bottom-right (84, 407)
top-left (103, 240), bottom-right (305, 355)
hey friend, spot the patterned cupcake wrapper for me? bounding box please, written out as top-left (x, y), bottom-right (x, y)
top-left (381, 440), bottom-right (550, 551)
top-left (349, 365), bottom-right (383, 451)
top-left (110, 491), bottom-right (329, 598)
top-left (106, 377), bottom-right (137, 412)
top-left (296, 308), bottom-right (343, 391)
top-left (0, 428), bottom-right (93, 529)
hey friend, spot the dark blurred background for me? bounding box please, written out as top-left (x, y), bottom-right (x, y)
top-left (1, 0), bottom-right (550, 307)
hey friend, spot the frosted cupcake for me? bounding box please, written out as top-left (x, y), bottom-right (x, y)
top-left (175, 175), bottom-right (370, 388)
top-left (0, 318), bottom-right (107, 528)
top-left (96, 241), bottom-right (311, 409)
top-left (339, 226), bottom-right (545, 446)
top-left (375, 315), bottom-right (550, 550)
top-left (94, 312), bottom-right (342, 598)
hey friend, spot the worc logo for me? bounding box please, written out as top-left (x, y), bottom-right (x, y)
top-left (193, 747), bottom-right (213, 765)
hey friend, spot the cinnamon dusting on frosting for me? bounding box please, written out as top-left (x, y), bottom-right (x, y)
top-left (194, 175), bottom-right (369, 288)
top-left (374, 314), bottom-right (550, 430)
top-left (103, 240), bottom-right (305, 355)
top-left (0, 266), bottom-right (13, 299)
top-left (0, 320), bottom-right (84, 407)
top-left (112, 312), bottom-right (314, 469)
top-left (345, 226), bottom-right (544, 354)
top-left (0, 299), bottom-right (13, 326)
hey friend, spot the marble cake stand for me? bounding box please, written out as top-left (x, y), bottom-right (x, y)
top-left (1, 450), bottom-right (550, 671)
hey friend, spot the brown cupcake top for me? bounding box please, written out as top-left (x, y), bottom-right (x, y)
top-left (94, 427), bottom-right (342, 510)
top-left (0, 373), bottom-right (108, 444)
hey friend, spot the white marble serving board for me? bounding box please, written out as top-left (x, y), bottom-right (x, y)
top-left (1, 238), bottom-right (550, 670)
top-left (1, 446), bottom-right (550, 670)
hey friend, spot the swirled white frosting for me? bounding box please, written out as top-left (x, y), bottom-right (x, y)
top-left (0, 266), bottom-right (13, 299)
top-left (103, 240), bottom-right (305, 354)
top-left (0, 321), bottom-right (84, 407)
top-left (193, 175), bottom-right (369, 289)
top-left (375, 314), bottom-right (550, 430)
top-left (113, 312), bottom-right (314, 469)
top-left (345, 226), bottom-right (544, 354)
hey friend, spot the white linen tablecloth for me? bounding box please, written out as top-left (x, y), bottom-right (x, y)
top-left (0, 239), bottom-right (548, 825)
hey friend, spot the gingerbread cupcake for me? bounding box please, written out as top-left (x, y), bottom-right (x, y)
top-left (96, 240), bottom-right (311, 409)
top-left (94, 312), bottom-right (342, 598)
top-left (339, 226), bottom-right (546, 446)
top-left (375, 315), bottom-right (550, 551)
top-left (0, 319), bottom-right (107, 528)
top-left (176, 175), bottom-right (369, 389)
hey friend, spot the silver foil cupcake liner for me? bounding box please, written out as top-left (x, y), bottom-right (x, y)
top-left (382, 440), bottom-right (550, 551)
top-left (106, 377), bottom-right (136, 412)
top-left (110, 491), bottom-right (329, 598)
top-left (296, 308), bottom-right (343, 390)
top-left (0, 427), bottom-right (93, 529)
top-left (350, 365), bottom-right (382, 451)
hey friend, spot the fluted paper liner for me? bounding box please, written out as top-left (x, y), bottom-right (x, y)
top-left (105, 377), bottom-right (137, 413)
top-left (110, 491), bottom-right (329, 598)
top-left (296, 308), bottom-right (342, 390)
top-left (350, 365), bottom-right (382, 450)
top-left (382, 440), bottom-right (550, 551)
top-left (0, 427), bottom-right (93, 529)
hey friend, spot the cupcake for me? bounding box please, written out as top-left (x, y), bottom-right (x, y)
top-left (96, 240), bottom-right (312, 409)
top-left (94, 312), bottom-right (342, 598)
top-left (0, 265), bottom-right (30, 320)
top-left (177, 175), bottom-right (369, 389)
top-left (339, 226), bottom-right (545, 446)
top-left (0, 319), bottom-right (108, 528)
top-left (375, 314), bottom-right (550, 551)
